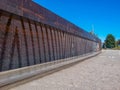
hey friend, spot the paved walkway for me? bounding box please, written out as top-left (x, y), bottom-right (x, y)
top-left (10, 50), bottom-right (120, 90)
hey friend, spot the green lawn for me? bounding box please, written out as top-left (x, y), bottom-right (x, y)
top-left (113, 46), bottom-right (120, 50)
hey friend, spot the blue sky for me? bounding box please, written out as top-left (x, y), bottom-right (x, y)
top-left (33, 0), bottom-right (120, 42)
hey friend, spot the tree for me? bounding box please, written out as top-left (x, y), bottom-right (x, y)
top-left (105, 34), bottom-right (115, 48)
top-left (115, 39), bottom-right (120, 47)
top-left (102, 42), bottom-right (106, 49)
top-left (117, 39), bottom-right (120, 46)
top-left (115, 41), bottom-right (118, 47)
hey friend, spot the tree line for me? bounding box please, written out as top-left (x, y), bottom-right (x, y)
top-left (103, 34), bottom-right (120, 49)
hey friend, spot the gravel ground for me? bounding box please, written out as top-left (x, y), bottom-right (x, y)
top-left (10, 50), bottom-right (120, 90)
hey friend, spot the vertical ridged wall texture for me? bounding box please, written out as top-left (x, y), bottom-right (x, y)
top-left (0, 0), bottom-right (101, 71)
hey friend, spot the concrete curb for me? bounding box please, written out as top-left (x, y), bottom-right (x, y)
top-left (0, 51), bottom-right (101, 87)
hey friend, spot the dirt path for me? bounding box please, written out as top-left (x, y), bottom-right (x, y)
top-left (10, 50), bottom-right (120, 90)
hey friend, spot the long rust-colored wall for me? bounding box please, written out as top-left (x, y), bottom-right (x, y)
top-left (0, 0), bottom-right (101, 71)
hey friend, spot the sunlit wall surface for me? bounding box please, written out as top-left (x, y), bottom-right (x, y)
top-left (0, 0), bottom-right (101, 71)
